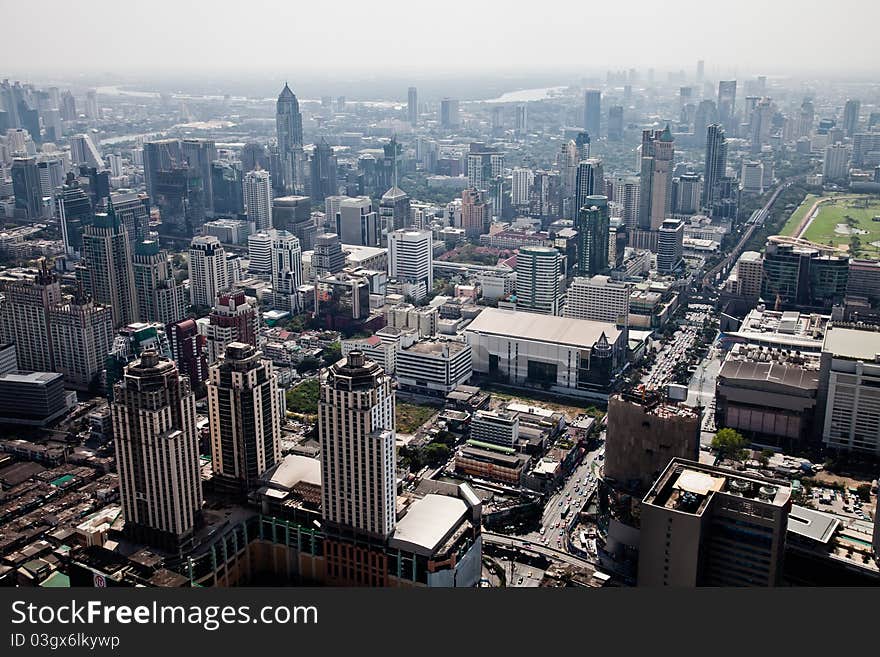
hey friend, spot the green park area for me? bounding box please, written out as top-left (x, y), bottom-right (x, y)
top-left (780, 194), bottom-right (880, 258)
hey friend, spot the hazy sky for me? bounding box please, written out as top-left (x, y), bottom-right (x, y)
top-left (2, 0), bottom-right (879, 78)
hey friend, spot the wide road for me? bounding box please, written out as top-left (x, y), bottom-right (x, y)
top-left (701, 181), bottom-right (789, 292)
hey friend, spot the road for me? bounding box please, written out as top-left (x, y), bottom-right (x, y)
top-left (482, 532), bottom-right (597, 571)
top-left (702, 181), bottom-right (789, 292)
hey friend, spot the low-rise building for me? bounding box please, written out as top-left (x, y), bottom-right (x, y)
top-left (454, 444), bottom-right (530, 485)
top-left (395, 339), bottom-right (472, 397)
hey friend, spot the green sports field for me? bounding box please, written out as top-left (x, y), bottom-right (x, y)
top-left (781, 194), bottom-right (880, 258)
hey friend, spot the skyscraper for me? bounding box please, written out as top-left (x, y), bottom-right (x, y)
top-left (210, 161), bottom-right (244, 216)
top-left (244, 169), bottom-right (273, 231)
top-left (576, 195), bottom-right (610, 277)
top-left (460, 188), bottom-right (489, 238)
top-left (77, 203), bottom-right (138, 329)
top-left (180, 138), bottom-right (216, 214)
top-left (319, 351), bottom-right (396, 539)
top-left (11, 156), bottom-right (42, 219)
top-left (0, 262), bottom-right (61, 372)
top-left (574, 158), bottom-right (604, 217)
top-left (608, 105), bottom-right (624, 141)
top-left (843, 99), bottom-right (860, 138)
top-left (204, 290), bottom-right (259, 364)
top-left (514, 104), bottom-right (528, 136)
top-left (270, 230), bottom-right (303, 313)
top-left (308, 138), bottom-right (338, 203)
top-left (247, 231), bottom-right (273, 278)
top-left (823, 143), bottom-right (851, 183)
top-left (208, 342), bottom-right (281, 496)
top-left (516, 246), bottom-right (562, 316)
top-left (388, 229), bottom-right (433, 301)
top-left (188, 235), bottom-right (228, 308)
top-left (272, 195), bottom-right (315, 250)
top-left (702, 124), bottom-right (728, 213)
top-left (276, 83), bottom-right (304, 195)
top-left (638, 126), bottom-right (675, 231)
top-left (167, 318), bottom-right (208, 392)
top-left (133, 240), bottom-right (189, 325)
top-left (584, 90), bottom-right (601, 137)
top-left (440, 98), bottom-right (460, 129)
top-left (657, 218), bottom-right (684, 272)
top-left (407, 86), bottom-right (418, 126)
top-left (112, 351), bottom-right (202, 551)
top-left (335, 196), bottom-right (380, 246)
top-left (717, 80), bottom-right (737, 132)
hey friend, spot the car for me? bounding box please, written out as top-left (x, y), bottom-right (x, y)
top-left (558, 500), bottom-right (563, 507)
top-left (539, 527), bottom-right (545, 535)
top-left (558, 529), bottom-right (563, 536)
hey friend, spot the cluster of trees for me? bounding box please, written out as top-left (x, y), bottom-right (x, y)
top-left (285, 378), bottom-right (320, 415)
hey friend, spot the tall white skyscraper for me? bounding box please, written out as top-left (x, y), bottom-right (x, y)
top-left (319, 351), bottom-right (396, 539)
top-left (207, 343), bottom-right (281, 496)
top-left (270, 230), bottom-right (303, 312)
top-left (112, 351), bottom-right (202, 551)
top-left (388, 229), bottom-right (433, 301)
top-left (133, 240), bottom-right (189, 325)
top-left (823, 143), bottom-right (851, 183)
top-left (516, 245), bottom-right (562, 316)
top-left (511, 168), bottom-right (534, 206)
top-left (188, 235), bottom-right (228, 308)
top-left (244, 169), bottom-right (273, 231)
top-left (247, 230), bottom-right (274, 278)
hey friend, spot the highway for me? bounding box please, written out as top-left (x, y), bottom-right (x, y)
top-left (482, 531), bottom-right (597, 570)
top-left (701, 181), bottom-right (789, 292)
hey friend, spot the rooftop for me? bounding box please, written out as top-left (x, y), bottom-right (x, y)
top-left (465, 307), bottom-right (620, 350)
top-left (389, 494), bottom-right (467, 556)
top-left (788, 505), bottom-right (839, 544)
top-left (823, 325), bottom-right (880, 361)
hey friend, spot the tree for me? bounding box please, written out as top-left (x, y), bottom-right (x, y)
top-left (712, 428), bottom-right (749, 461)
top-left (285, 378), bottom-right (320, 415)
top-left (856, 483), bottom-right (872, 502)
top-left (296, 356), bottom-right (321, 373)
top-left (321, 341), bottom-right (342, 366)
top-left (424, 443), bottom-right (451, 466)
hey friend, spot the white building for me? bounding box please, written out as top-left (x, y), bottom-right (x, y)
top-left (820, 326), bottom-right (880, 455)
top-left (740, 161), bottom-right (764, 194)
top-left (336, 196), bottom-right (379, 247)
top-left (395, 338), bottom-right (472, 396)
top-left (247, 231), bottom-right (273, 278)
top-left (189, 235), bottom-right (228, 308)
top-left (822, 143), bottom-right (850, 183)
top-left (511, 168), bottom-right (534, 206)
top-left (470, 410), bottom-right (520, 449)
top-left (244, 169), bottom-right (273, 231)
top-left (515, 246), bottom-right (562, 315)
top-left (564, 275), bottom-right (630, 325)
top-left (388, 229), bottom-right (433, 302)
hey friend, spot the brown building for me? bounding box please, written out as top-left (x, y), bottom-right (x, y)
top-left (604, 392), bottom-right (700, 491)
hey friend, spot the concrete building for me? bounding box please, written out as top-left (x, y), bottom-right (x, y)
top-left (515, 245), bottom-right (562, 316)
top-left (460, 188), bottom-right (490, 239)
top-left (78, 207), bottom-right (138, 328)
top-left (818, 325), bottom-right (880, 455)
top-left (395, 339), bottom-right (472, 397)
top-left (823, 143), bottom-right (850, 183)
top-left (638, 126), bottom-right (674, 231)
top-left (336, 196), bottom-right (379, 247)
top-left (111, 351), bottom-right (202, 552)
top-left (470, 410), bottom-right (519, 449)
top-left (740, 161), bottom-right (764, 194)
top-left (133, 240), bottom-right (188, 326)
top-left (0, 264), bottom-right (61, 372)
top-left (246, 231), bottom-right (273, 278)
top-left (204, 290), bottom-right (259, 364)
top-left (188, 235), bottom-right (228, 308)
top-left (639, 459), bottom-right (791, 587)
top-left (319, 351), bottom-right (396, 539)
top-left (388, 229), bottom-right (433, 302)
top-left (269, 230), bottom-right (303, 313)
top-left (244, 169), bottom-right (273, 231)
top-left (465, 308), bottom-right (626, 399)
top-left (575, 194), bottom-right (610, 276)
top-left (564, 275), bottom-right (630, 326)
top-left (48, 292), bottom-right (113, 391)
top-left (716, 344), bottom-right (820, 450)
top-left (846, 259), bottom-right (880, 306)
top-left (604, 392), bottom-right (700, 491)
top-left (208, 343), bottom-right (281, 496)
top-left (455, 445), bottom-right (529, 485)
top-left (657, 218), bottom-right (684, 272)
top-left (0, 371), bottom-right (72, 426)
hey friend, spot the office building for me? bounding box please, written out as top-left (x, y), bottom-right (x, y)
top-left (465, 308), bottom-right (626, 399)
top-left (11, 156), bottom-right (42, 219)
top-left (77, 205), bottom-right (138, 328)
top-left (702, 124), bottom-right (727, 213)
top-left (379, 186), bottom-right (411, 238)
top-left (460, 188), bottom-right (490, 238)
top-left (564, 275), bottom-right (630, 325)
top-left (336, 196), bottom-right (380, 247)
top-left (276, 83), bottom-right (304, 195)
top-left (470, 410), bottom-right (519, 449)
top-left (133, 240), bottom-right (189, 325)
top-left (0, 263), bottom-right (61, 372)
top-left (247, 231), bottom-right (273, 278)
top-left (270, 230), bottom-right (303, 312)
top-left (511, 168), bottom-right (534, 207)
top-left (167, 318), bottom-right (208, 391)
top-left (846, 259), bottom-right (880, 306)
top-left (574, 158), bottom-right (604, 217)
top-left (180, 139), bottom-right (216, 214)
top-left (188, 235), bottom-right (228, 308)
top-left (657, 218), bottom-right (684, 272)
top-left (638, 126), bottom-right (675, 231)
top-left (717, 80), bottom-right (737, 131)
top-left (69, 133), bottom-right (103, 168)
top-left (48, 289), bottom-right (113, 391)
top-left (583, 90), bottom-right (601, 137)
top-left (272, 195), bottom-right (314, 250)
top-left (388, 229), bottom-right (433, 302)
top-left (639, 459), bottom-right (791, 586)
top-left (514, 104), bottom-right (527, 136)
top-left (108, 192), bottom-right (151, 249)
top-left (761, 240), bottom-right (848, 309)
top-left (740, 161), bottom-right (764, 194)
top-left (605, 392), bottom-right (700, 491)
top-left (516, 246), bottom-right (562, 316)
top-left (208, 342), bottom-right (281, 496)
top-left (608, 105), bottom-right (624, 141)
top-left (309, 139), bottom-right (338, 203)
top-left (843, 99), bottom-right (860, 138)
top-left (440, 98), bottom-right (460, 129)
top-left (395, 339), bottom-right (472, 396)
top-left (612, 176), bottom-right (640, 229)
top-left (244, 169), bottom-right (272, 231)
top-left (210, 161), bottom-right (244, 216)
top-left (823, 143), bottom-right (850, 183)
top-left (575, 195), bottom-right (610, 276)
top-left (312, 232), bottom-right (347, 278)
top-left (818, 326), bottom-right (880, 455)
top-left (204, 290), bottom-right (259, 364)
top-left (407, 87), bottom-right (418, 126)
top-left (0, 371), bottom-right (71, 427)
top-left (57, 179), bottom-right (94, 255)
top-left (319, 351), bottom-right (396, 538)
top-left (112, 351), bottom-right (202, 551)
